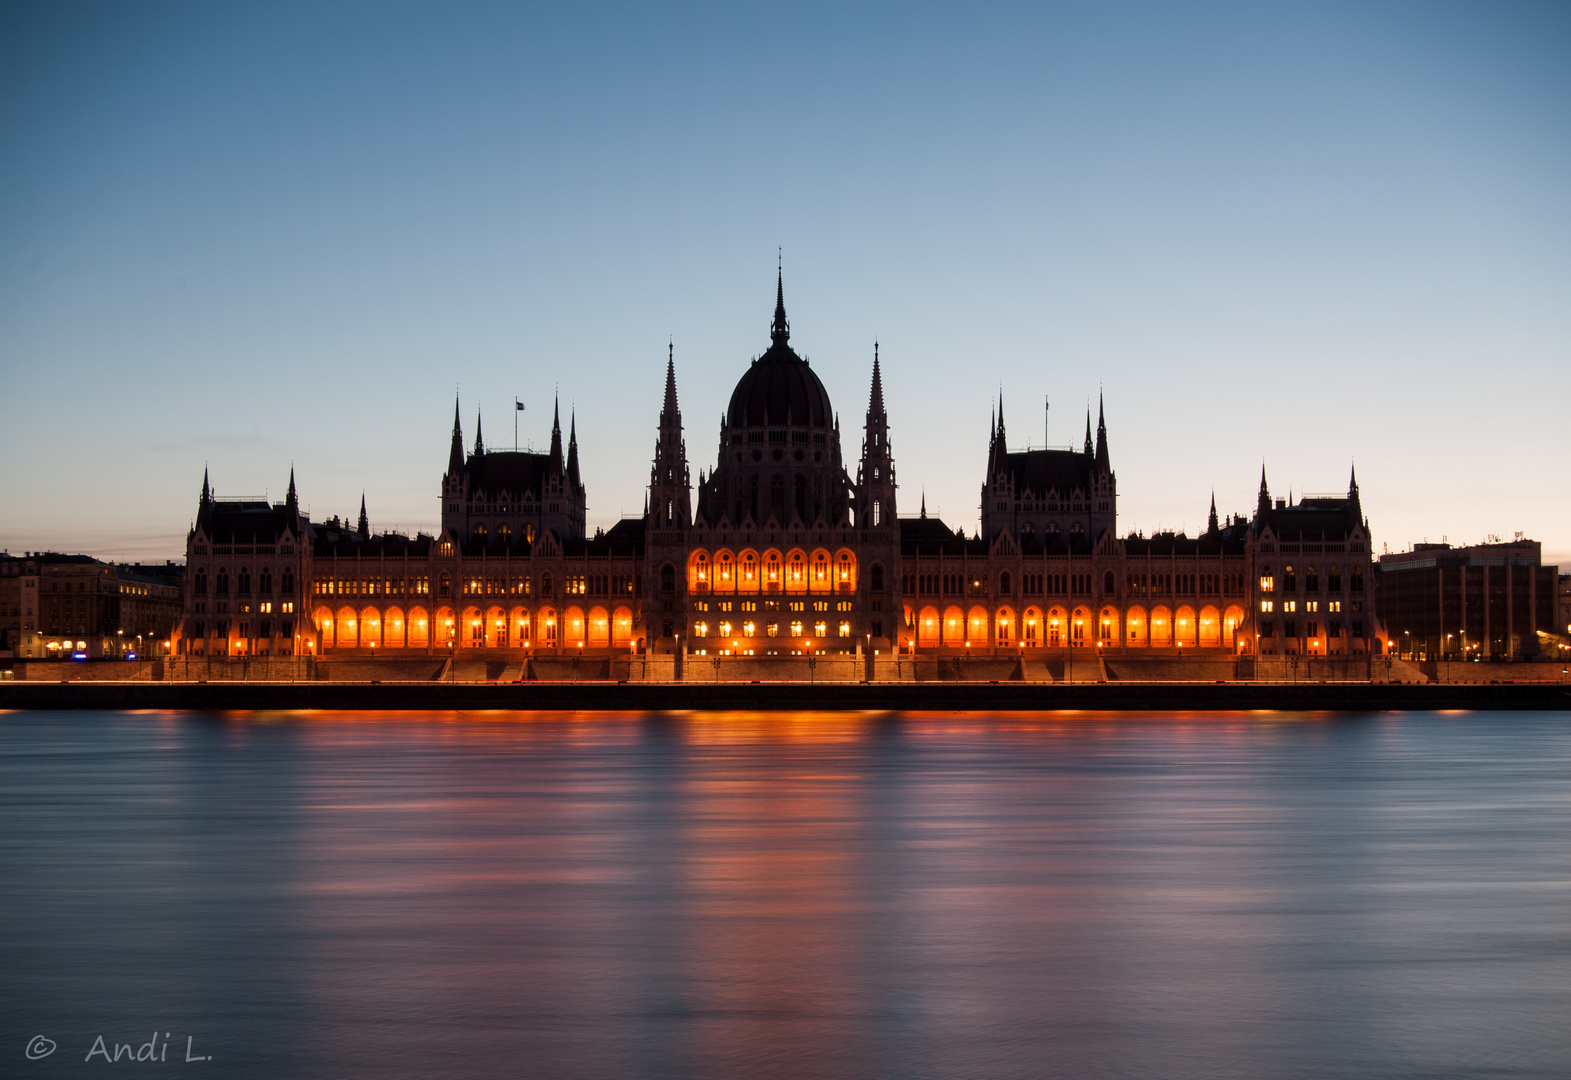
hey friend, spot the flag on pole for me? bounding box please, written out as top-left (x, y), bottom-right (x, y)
top-left (516, 400), bottom-right (525, 411)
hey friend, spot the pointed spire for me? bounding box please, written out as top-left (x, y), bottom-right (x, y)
top-left (566, 409), bottom-right (581, 491)
top-left (920, 490), bottom-right (927, 519)
top-left (770, 267), bottom-right (790, 345)
top-left (285, 467), bottom-right (297, 510)
top-left (1094, 392), bottom-right (1110, 472)
top-left (866, 341), bottom-right (885, 419)
top-left (548, 395), bottom-right (564, 470)
top-left (1083, 408), bottom-right (1093, 456)
top-left (1257, 463), bottom-right (1271, 516)
top-left (448, 394), bottom-right (465, 476)
top-left (200, 466), bottom-right (211, 505)
top-left (996, 392), bottom-right (1006, 450)
top-left (662, 341), bottom-right (680, 421)
top-left (1348, 461), bottom-right (1363, 520)
top-left (356, 493), bottom-right (369, 540)
top-left (1207, 491), bottom-right (1219, 535)
top-left (474, 407), bottom-right (485, 456)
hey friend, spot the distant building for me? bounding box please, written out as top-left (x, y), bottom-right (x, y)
top-left (0, 554), bottom-right (41, 656)
top-left (0, 553), bottom-right (182, 658)
top-left (1375, 539), bottom-right (1559, 660)
top-left (1248, 473), bottom-right (1377, 657)
top-left (178, 273), bottom-right (1386, 661)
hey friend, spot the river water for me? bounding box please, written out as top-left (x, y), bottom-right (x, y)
top-left (2, 710), bottom-right (1569, 1079)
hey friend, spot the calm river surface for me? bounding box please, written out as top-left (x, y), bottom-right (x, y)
top-left (2, 710), bottom-right (1570, 1079)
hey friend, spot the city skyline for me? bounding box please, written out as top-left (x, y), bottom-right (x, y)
top-left (2, 3), bottom-right (1568, 566)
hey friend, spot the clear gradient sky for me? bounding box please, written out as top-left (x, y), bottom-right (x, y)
top-left (2, 2), bottom-right (1568, 566)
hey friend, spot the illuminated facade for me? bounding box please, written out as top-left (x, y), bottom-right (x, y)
top-left (177, 273), bottom-right (1383, 662)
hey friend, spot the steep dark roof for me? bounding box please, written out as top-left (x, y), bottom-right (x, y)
top-left (725, 343), bottom-right (834, 429)
top-left (464, 451), bottom-right (554, 498)
top-left (1000, 449), bottom-right (1094, 497)
top-left (197, 501), bottom-right (301, 545)
top-left (1257, 497), bottom-right (1364, 542)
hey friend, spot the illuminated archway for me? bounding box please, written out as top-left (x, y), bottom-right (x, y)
top-left (336, 605), bottom-right (358, 649)
top-left (612, 605), bottom-right (633, 647)
top-left (1046, 606), bottom-right (1067, 648)
top-left (1098, 606), bottom-right (1119, 646)
top-left (1125, 605), bottom-right (1148, 647)
top-left (538, 607), bottom-right (558, 647)
top-left (486, 604), bottom-right (507, 648)
top-left (1022, 606), bottom-right (1041, 647)
top-left (358, 603), bottom-right (381, 647)
top-left (384, 605), bottom-right (405, 649)
top-left (462, 605), bottom-right (483, 648)
top-left (434, 606), bottom-right (456, 648)
top-left (967, 605), bottom-right (989, 644)
top-left (835, 549), bottom-right (857, 592)
top-left (688, 550), bottom-right (711, 593)
top-left (1175, 605), bottom-right (1197, 648)
top-left (564, 605), bottom-right (586, 647)
top-left (763, 550), bottom-right (783, 593)
top-left (811, 549), bottom-right (831, 593)
top-left (1199, 605), bottom-right (1221, 648)
top-left (738, 550), bottom-right (759, 593)
top-left (1223, 605), bottom-right (1246, 651)
top-left (511, 606), bottom-right (531, 647)
top-left (1070, 606), bottom-right (1091, 647)
top-left (587, 605), bottom-right (610, 648)
top-left (786, 549), bottom-right (808, 593)
top-left (714, 550), bottom-right (735, 593)
top-left (918, 605), bottom-right (940, 648)
top-left (1150, 605), bottom-right (1172, 648)
top-left (408, 606), bottom-right (430, 649)
top-left (995, 606), bottom-right (1015, 646)
top-left (942, 605), bottom-right (965, 646)
top-left (313, 606), bottom-right (335, 650)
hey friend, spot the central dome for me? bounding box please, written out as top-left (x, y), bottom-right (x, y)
top-left (724, 274), bottom-right (835, 429)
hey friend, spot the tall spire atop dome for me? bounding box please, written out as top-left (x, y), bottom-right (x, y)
top-left (771, 266), bottom-right (790, 345)
top-left (474, 407), bottom-right (485, 456)
top-left (200, 466), bottom-right (210, 505)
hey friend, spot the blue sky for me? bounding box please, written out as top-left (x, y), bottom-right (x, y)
top-left (2, 2), bottom-right (1568, 565)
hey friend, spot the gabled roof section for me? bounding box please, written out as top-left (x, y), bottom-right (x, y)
top-left (1000, 448), bottom-right (1094, 497)
top-left (465, 450), bottom-right (554, 498)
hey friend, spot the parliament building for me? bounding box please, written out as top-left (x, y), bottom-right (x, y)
top-left (178, 274), bottom-right (1382, 665)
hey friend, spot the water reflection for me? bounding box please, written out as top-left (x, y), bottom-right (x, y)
top-left (2, 711), bottom-right (1569, 1079)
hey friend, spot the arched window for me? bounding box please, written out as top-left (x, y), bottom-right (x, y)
top-left (1260, 565), bottom-right (1274, 592)
top-left (539, 572), bottom-right (552, 598)
top-left (215, 570), bottom-right (229, 595)
top-left (473, 524), bottom-right (487, 541)
top-left (794, 475), bottom-right (806, 521)
top-left (438, 572), bottom-right (452, 597)
top-left (281, 569), bottom-right (294, 595)
top-left (1103, 569), bottom-right (1115, 595)
top-left (237, 569), bottom-right (251, 595)
top-left (999, 570), bottom-right (1012, 595)
top-left (870, 564), bottom-right (884, 591)
top-left (770, 475), bottom-right (784, 520)
top-left (661, 564), bottom-right (676, 594)
top-left (259, 568), bottom-right (273, 595)
top-left (1329, 565), bottom-right (1342, 592)
top-left (194, 570), bottom-right (207, 595)
top-left (872, 499), bottom-right (881, 526)
top-left (1284, 565), bottom-right (1297, 592)
top-left (1306, 565), bottom-right (1319, 592)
